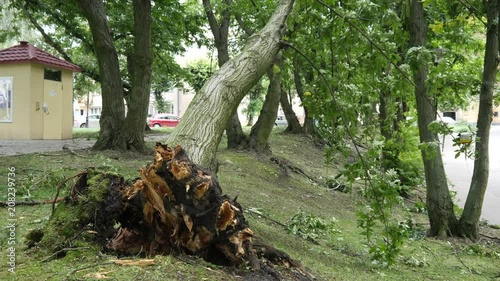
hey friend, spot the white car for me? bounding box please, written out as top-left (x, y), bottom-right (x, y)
top-left (74, 114), bottom-right (100, 128)
top-left (275, 116), bottom-right (288, 126)
top-left (439, 116), bottom-right (457, 126)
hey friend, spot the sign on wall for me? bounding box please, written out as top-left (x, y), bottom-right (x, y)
top-left (0, 77), bottom-right (13, 122)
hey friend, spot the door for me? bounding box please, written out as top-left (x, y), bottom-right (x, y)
top-left (43, 80), bottom-right (63, 139)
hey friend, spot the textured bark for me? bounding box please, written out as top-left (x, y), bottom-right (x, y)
top-left (119, 0), bottom-right (152, 152)
top-left (226, 114), bottom-right (248, 149)
top-left (280, 89), bottom-right (302, 133)
top-left (167, 0), bottom-right (295, 168)
top-left (76, 0), bottom-right (126, 150)
top-left (247, 57), bottom-right (283, 152)
top-left (459, 0), bottom-right (499, 241)
top-left (409, 0), bottom-right (459, 238)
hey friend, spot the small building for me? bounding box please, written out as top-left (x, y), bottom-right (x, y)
top-left (0, 41), bottom-right (80, 140)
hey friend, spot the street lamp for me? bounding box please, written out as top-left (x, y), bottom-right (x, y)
top-left (433, 46), bottom-right (449, 66)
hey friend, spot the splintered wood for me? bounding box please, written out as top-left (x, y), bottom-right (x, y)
top-left (109, 143), bottom-right (256, 266)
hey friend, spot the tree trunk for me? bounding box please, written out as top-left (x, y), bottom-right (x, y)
top-left (167, 0), bottom-right (295, 168)
top-left (293, 57), bottom-right (314, 134)
top-left (246, 56), bottom-right (283, 153)
top-left (409, 0), bottom-right (459, 238)
top-left (202, 0), bottom-right (247, 149)
top-left (280, 89), bottom-right (302, 133)
top-left (459, 0), bottom-right (499, 241)
top-left (118, 0), bottom-right (152, 152)
top-left (76, 0), bottom-right (126, 150)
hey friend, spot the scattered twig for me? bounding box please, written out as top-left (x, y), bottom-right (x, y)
top-left (0, 198), bottom-right (64, 207)
top-left (245, 208), bottom-right (287, 228)
top-left (52, 170), bottom-right (87, 216)
top-left (65, 261), bottom-right (115, 278)
top-left (480, 233), bottom-right (500, 242)
top-left (63, 146), bottom-right (89, 158)
top-left (41, 247), bottom-right (89, 262)
top-left (36, 153), bottom-right (62, 156)
top-left (269, 156), bottom-right (321, 185)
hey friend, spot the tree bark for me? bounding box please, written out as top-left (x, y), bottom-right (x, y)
top-left (76, 0), bottom-right (126, 150)
top-left (119, 0), bottom-right (152, 152)
top-left (459, 0), bottom-right (499, 240)
top-left (247, 56), bottom-right (283, 153)
top-left (408, 0), bottom-right (459, 237)
top-left (280, 88), bottom-right (302, 133)
top-left (167, 0), bottom-right (295, 168)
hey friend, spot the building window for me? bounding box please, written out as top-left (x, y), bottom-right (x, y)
top-left (44, 68), bottom-right (62, 81)
top-left (165, 102), bottom-right (174, 114)
top-left (0, 77), bottom-right (13, 122)
top-left (494, 111), bottom-right (498, 117)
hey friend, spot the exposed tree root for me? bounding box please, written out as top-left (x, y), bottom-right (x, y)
top-left (27, 143), bottom-right (311, 280)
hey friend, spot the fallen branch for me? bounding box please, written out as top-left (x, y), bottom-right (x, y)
top-left (65, 261), bottom-right (115, 278)
top-left (41, 247), bottom-right (89, 262)
top-left (0, 198), bottom-right (64, 207)
top-left (270, 156), bottom-right (321, 185)
top-left (51, 170), bottom-right (87, 216)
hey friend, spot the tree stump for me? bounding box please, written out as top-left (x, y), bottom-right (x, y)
top-left (34, 143), bottom-right (259, 268)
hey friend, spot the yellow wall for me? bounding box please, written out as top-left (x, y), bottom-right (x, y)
top-left (0, 63), bottom-right (32, 139)
top-left (0, 63), bottom-right (75, 140)
top-left (30, 64), bottom-right (44, 139)
top-left (61, 70), bottom-right (74, 139)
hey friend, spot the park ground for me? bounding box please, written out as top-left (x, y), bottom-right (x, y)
top-left (0, 127), bottom-right (500, 280)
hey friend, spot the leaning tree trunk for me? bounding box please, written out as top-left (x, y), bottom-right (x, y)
top-left (167, 0), bottom-right (296, 168)
top-left (409, 0), bottom-right (460, 237)
top-left (76, 0), bottom-right (126, 150)
top-left (246, 56), bottom-right (283, 153)
top-left (119, 0), bottom-right (152, 152)
top-left (459, 0), bottom-right (499, 241)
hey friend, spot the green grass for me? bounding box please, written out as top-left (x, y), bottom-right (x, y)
top-left (0, 130), bottom-right (499, 280)
top-left (72, 127), bottom-right (175, 140)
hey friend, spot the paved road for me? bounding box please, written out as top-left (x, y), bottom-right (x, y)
top-left (0, 134), bottom-right (167, 157)
top-left (442, 125), bottom-right (500, 225)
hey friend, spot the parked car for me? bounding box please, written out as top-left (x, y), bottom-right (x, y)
top-left (275, 116), bottom-right (288, 126)
top-left (440, 116), bottom-right (457, 126)
top-left (74, 114), bottom-right (100, 128)
top-left (148, 114), bottom-right (180, 128)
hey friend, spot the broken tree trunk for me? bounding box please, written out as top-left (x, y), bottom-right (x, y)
top-left (33, 143), bottom-right (258, 268)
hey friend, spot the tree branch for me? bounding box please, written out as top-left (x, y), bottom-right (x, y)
top-left (202, 0), bottom-right (221, 43)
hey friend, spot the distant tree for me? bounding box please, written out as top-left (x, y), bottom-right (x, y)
top-left (185, 59), bottom-right (217, 94)
top-left (11, 0), bottom-right (202, 151)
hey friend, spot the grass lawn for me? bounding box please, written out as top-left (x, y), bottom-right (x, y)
top-left (0, 129), bottom-right (499, 280)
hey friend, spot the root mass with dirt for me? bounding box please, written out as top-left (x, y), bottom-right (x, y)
top-left (28, 143), bottom-right (309, 280)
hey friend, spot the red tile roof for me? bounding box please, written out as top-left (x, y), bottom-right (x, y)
top-left (0, 41), bottom-right (81, 72)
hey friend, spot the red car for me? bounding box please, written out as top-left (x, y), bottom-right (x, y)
top-left (148, 114), bottom-right (180, 128)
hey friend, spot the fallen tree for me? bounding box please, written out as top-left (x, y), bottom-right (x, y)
top-left (28, 143), bottom-right (308, 279)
